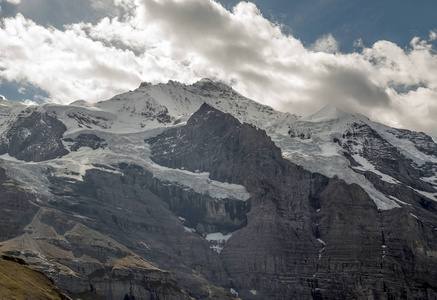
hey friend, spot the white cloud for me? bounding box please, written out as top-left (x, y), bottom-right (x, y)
top-left (5, 0), bottom-right (20, 4)
top-left (23, 99), bottom-right (38, 106)
top-left (430, 30), bottom-right (437, 41)
top-left (0, 0), bottom-right (436, 138)
top-left (311, 34), bottom-right (339, 53)
top-left (0, 14), bottom-right (148, 103)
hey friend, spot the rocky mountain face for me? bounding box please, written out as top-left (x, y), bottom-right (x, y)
top-left (0, 80), bottom-right (436, 299)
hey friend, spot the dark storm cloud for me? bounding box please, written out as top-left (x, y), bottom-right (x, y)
top-left (317, 68), bottom-right (391, 108)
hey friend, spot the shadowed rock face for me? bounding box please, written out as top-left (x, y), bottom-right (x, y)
top-left (0, 111), bottom-right (69, 161)
top-left (148, 104), bottom-right (437, 299)
top-left (64, 133), bottom-right (107, 151)
top-left (0, 167), bottom-right (39, 243)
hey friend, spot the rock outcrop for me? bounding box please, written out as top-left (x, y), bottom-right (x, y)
top-left (0, 111), bottom-right (68, 161)
top-left (64, 133), bottom-right (107, 151)
top-left (342, 122), bottom-right (435, 192)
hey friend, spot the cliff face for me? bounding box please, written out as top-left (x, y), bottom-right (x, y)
top-left (0, 165), bottom-right (238, 299)
top-left (0, 111), bottom-right (69, 162)
top-left (148, 103), bottom-right (437, 299)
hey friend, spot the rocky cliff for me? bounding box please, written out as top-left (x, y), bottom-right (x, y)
top-left (148, 103), bottom-right (437, 299)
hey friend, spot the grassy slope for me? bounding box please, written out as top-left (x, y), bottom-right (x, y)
top-left (0, 255), bottom-right (70, 300)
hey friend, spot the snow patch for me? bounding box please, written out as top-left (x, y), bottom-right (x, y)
top-left (413, 188), bottom-right (437, 202)
top-left (389, 196), bottom-right (411, 206)
top-left (230, 288), bottom-right (238, 297)
top-left (410, 213), bottom-right (419, 220)
top-left (184, 227), bottom-right (196, 233)
top-left (205, 232), bottom-right (234, 254)
top-left (352, 154), bottom-right (400, 184)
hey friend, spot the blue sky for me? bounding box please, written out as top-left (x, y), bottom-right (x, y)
top-left (0, 0), bottom-right (436, 137)
top-left (218, 0), bottom-right (437, 52)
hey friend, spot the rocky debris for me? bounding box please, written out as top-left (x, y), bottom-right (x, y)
top-left (0, 254), bottom-right (71, 300)
top-left (0, 111), bottom-right (69, 162)
top-left (64, 133), bottom-right (107, 151)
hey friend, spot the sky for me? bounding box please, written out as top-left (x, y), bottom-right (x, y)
top-left (0, 0), bottom-right (436, 139)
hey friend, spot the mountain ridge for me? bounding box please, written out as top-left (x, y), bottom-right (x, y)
top-left (0, 79), bottom-right (436, 299)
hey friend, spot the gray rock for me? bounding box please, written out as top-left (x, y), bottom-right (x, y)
top-left (0, 111), bottom-right (68, 161)
top-left (148, 103), bottom-right (437, 299)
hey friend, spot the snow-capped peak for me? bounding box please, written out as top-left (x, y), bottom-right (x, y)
top-left (303, 103), bottom-right (349, 122)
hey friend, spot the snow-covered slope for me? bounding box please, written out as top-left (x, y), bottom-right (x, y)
top-left (274, 103), bottom-right (437, 209)
top-left (42, 78), bottom-right (295, 136)
top-left (0, 80), bottom-right (436, 211)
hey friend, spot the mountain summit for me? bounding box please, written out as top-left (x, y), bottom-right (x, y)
top-left (303, 103), bottom-right (349, 122)
top-left (0, 79), bottom-right (436, 299)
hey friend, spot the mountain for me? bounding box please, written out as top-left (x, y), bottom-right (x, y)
top-left (0, 79), bottom-right (436, 299)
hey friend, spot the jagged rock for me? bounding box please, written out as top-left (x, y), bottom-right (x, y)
top-left (64, 133), bottom-right (107, 151)
top-left (0, 111), bottom-right (69, 161)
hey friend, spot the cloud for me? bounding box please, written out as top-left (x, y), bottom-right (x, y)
top-left (0, 13), bottom-right (147, 103)
top-left (0, 0), bottom-right (436, 138)
top-left (430, 30), bottom-right (437, 41)
top-left (5, 0), bottom-right (20, 4)
top-left (311, 34), bottom-right (339, 53)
